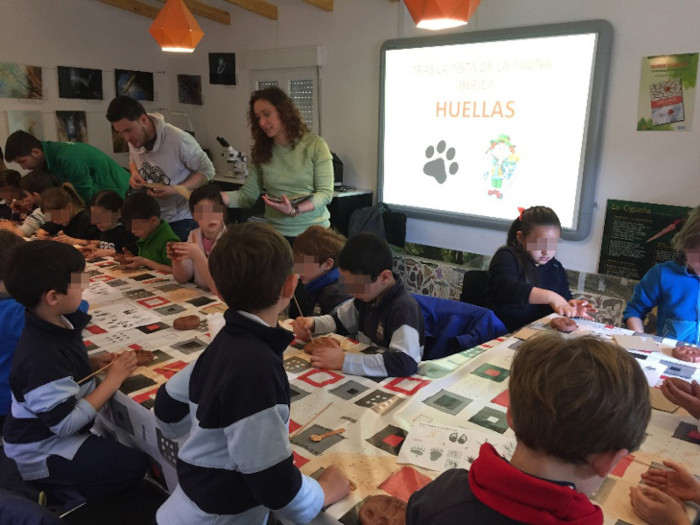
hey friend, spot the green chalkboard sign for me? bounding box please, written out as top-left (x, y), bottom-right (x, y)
top-left (598, 199), bottom-right (692, 280)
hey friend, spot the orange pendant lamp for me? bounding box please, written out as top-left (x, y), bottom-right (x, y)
top-left (404, 0), bottom-right (481, 30)
top-left (150, 0), bottom-right (204, 53)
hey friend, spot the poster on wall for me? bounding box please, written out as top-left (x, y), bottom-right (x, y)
top-left (0, 62), bottom-right (42, 99)
top-left (56, 111), bottom-right (88, 143)
top-left (58, 66), bottom-right (103, 100)
top-left (115, 69), bottom-right (154, 101)
top-left (208, 53), bottom-right (236, 85)
top-left (7, 110), bottom-right (43, 139)
top-left (177, 75), bottom-right (202, 105)
top-left (636, 53), bottom-right (698, 131)
top-left (598, 199), bottom-right (693, 280)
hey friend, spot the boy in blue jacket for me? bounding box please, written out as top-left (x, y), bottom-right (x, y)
top-left (624, 205), bottom-right (700, 344)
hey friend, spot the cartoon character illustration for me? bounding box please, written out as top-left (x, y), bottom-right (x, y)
top-left (484, 134), bottom-right (519, 199)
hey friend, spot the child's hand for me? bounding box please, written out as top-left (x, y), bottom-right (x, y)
top-left (661, 378), bottom-right (700, 419)
top-left (168, 241), bottom-right (202, 261)
top-left (569, 299), bottom-right (597, 320)
top-left (292, 317), bottom-right (314, 340)
top-left (629, 485), bottom-right (690, 525)
top-left (104, 351), bottom-right (138, 385)
top-left (309, 345), bottom-right (345, 371)
top-left (36, 228), bottom-right (50, 240)
top-left (120, 255), bottom-right (145, 270)
top-left (317, 465), bottom-right (350, 507)
top-left (90, 352), bottom-right (115, 371)
top-left (54, 232), bottom-right (81, 245)
top-left (641, 460), bottom-right (700, 504)
top-left (548, 292), bottom-right (576, 317)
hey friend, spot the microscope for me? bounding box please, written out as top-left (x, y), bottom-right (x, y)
top-left (216, 136), bottom-right (248, 179)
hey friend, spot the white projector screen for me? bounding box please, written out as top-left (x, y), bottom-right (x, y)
top-left (378, 20), bottom-right (613, 240)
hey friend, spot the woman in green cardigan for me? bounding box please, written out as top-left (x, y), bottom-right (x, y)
top-left (221, 87), bottom-right (334, 242)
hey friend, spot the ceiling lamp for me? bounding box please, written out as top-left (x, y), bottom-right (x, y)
top-left (150, 0), bottom-right (204, 53)
top-left (404, 0), bottom-right (481, 30)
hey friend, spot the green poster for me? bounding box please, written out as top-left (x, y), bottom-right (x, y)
top-left (637, 53), bottom-right (698, 131)
top-left (599, 200), bottom-right (693, 280)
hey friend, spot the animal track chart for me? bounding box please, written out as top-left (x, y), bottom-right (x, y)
top-left (397, 421), bottom-right (515, 472)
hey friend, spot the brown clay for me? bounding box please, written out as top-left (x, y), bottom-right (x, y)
top-left (672, 345), bottom-right (700, 363)
top-left (358, 495), bottom-right (407, 525)
top-left (550, 317), bottom-right (577, 333)
top-left (173, 315), bottom-right (201, 331)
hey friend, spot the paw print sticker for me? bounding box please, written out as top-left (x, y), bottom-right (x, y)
top-left (423, 140), bottom-right (458, 184)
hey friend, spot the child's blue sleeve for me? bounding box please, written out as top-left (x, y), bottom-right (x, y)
top-left (154, 361), bottom-right (195, 439)
top-left (27, 378), bottom-right (97, 437)
top-left (343, 324), bottom-right (423, 377)
top-left (623, 266), bottom-right (662, 322)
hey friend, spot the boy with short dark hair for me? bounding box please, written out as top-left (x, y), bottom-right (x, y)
top-left (154, 222), bottom-right (349, 524)
top-left (406, 332), bottom-right (651, 524)
top-left (292, 232), bottom-right (424, 377)
top-left (2, 241), bottom-right (149, 502)
top-left (119, 192), bottom-right (179, 272)
top-left (291, 225), bottom-right (351, 317)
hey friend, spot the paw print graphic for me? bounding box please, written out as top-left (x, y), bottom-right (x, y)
top-left (423, 140), bottom-right (458, 184)
top-left (429, 448), bottom-right (443, 461)
top-left (410, 445), bottom-right (425, 456)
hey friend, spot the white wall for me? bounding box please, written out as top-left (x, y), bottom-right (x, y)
top-left (1, 0), bottom-right (699, 273)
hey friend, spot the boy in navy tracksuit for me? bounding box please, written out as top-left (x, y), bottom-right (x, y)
top-left (153, 222), bottom-right (349, 524)
top-left (293, 233), bottom-right (424, 377)
top-left (2, 241), bottom-right (148, 503)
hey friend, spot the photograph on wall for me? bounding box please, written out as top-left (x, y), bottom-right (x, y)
top-left (598, 199), bottom-right (693, 280)
top-left (115, 69), bottom-right (154, 101)
top-left (56, 111), bottom-right (88, 143)
top-left (208, 53), bottom-right (236, 85)
top-left (637, 53), bottom-right (698, 131)
top-left (58, 66), bottom-right (103, 100)
top-left (0, 62), bottom-right (42, 99)
top-left (177, 75), bottom-right (202, 105)
top-left (112, 127), bottom-right (129, 153)
top-left (7, 110), bottom-right (44, 139)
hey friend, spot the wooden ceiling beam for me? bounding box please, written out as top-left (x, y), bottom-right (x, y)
top-left (153, 0), bottom-right (231, 24)
top-left (219, 0), bottom-right (278, 20)
top-left (302, 0), bottom-right (333, 11)
top-left (94, 0), bottom-right (160, 19)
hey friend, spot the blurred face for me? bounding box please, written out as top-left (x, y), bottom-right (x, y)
top-left (294, 254), bottom-right (332, 285)
top-left (111, 114), bottom-right (152, 149)
top-left (517, 225), bottom-right (561, 266)
top-left (193, 199), bottom-right (225, 238)
top-left (253, 99), bottom-right (287, 145)
top-left (91, 205), bottom-right (119, 232)
top-left (339, 270), bottom-right (382, 302)
top-left (12, 149), bottom-right (44, 171)
top-left (686, 247), bottom-right (700, 275)
top-left (60, 271), bottom-right (89, 313)
top-left (129, 217), bottom-right (158, 239)
top-left (45, 208), bottom-right (72, 227)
